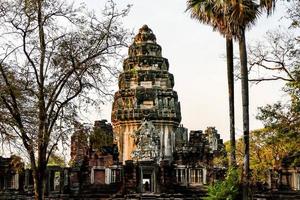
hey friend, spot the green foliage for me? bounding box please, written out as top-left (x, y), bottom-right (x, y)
top-left (204, 168), bottom-right (239, 200)
top-left (241, 0), bottom-right (300, 185)
top-left (291, 156), bottom-right (300, 167)
top-left (48, 153), bottom-right (65, 167)
top-left (254, 68), bottom-right (300, 167)
top-left (228, 126), bottom-right (300, 184)
top-left (130, 67), bottom-right (138, 77)
top-left (227, 64), bottom-right (300, 184)
top-left (90, 127), bottom-right (113, 150)
top-left (213, 154), bottom-right (228, 168)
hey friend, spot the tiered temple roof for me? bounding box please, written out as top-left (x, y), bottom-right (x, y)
top-left (112, 25), bottom-right (181, 123)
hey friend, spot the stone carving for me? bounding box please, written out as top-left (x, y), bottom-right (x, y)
top-left (112, 25), bottom-right (181, 162)
top-left (134, 25), bottom-right (156, 44)
top-left (131, 120), bottom-right (160, 162)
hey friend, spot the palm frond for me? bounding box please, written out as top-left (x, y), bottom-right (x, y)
top-left (186, 0), bottom-right (262, 39)
top-left (259, 0), bottom-right (276, 15)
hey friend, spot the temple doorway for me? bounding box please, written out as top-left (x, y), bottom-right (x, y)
top-left (142, 171), bottom-right (154, 193)
top-left (142, 176), bottom-right (151, 193)
top-left (139, 164), bottom-right (157, 193)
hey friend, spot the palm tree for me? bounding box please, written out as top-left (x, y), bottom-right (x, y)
top-left (217, 0), bottom-right (276, 198)
top-left (187, 1), bottom-right (260, 199)
top-left (186, 0), bottom-right (237, 168)
top-left (187, 1), bottom-right (277, 199)
top-left (225, 1), bottom-right (280, 199)
top-left (231, 0), bottom-right (277, 197)
top-left (259, 0), bottom-right (276, 15)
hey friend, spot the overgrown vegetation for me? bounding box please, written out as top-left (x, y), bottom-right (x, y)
top-left (204, 168), bottom-right (240, 200)
top-left (90, 126), bottom-right (113, 150)
top-left (245, 0), bottom-right (300, 185)
top-left (47, 153), bottom-right (65, 167)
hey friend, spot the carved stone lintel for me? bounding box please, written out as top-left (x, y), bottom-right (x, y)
top-left (131, 120), bottom-right (160, 162)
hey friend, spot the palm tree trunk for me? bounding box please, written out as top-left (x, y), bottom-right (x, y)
top-left (226, 36), bottom-right (236, 167)
top-left (238, 29), bottom-right (250, 200)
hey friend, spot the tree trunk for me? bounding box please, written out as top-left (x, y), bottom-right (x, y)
top-left (239, 29), bottom-right (250, 200)
top-left (226, 36), bottom-right (236, 167)
top-left (34, 168), bottom-right (46, 200)
top-left (34, 149), bottom-right (47, 200)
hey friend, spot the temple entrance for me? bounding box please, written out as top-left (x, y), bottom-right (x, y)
top-left (141, 170), bottom-right (154, 193)
top-left (139, 164), bottom-right (157, 193)
top-left (142, 176), bottom-right (151, 192)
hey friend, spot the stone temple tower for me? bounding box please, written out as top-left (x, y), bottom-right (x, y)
top-left (111, 25), bottom-right (181, 163)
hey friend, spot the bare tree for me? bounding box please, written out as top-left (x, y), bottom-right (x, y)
top-left (0, 0), bottom-right (130, 199)
top-left (248, 30), bottom-right (299, 83)
top-left (247, 1), bottom-right (300, 84)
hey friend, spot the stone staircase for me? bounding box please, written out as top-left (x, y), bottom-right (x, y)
top-left (110, 192), bottom-right (206, 200)
top-left (0, 192), bottom-right (205, 200)
top-left (253, 191), bottom-right (300, 200)
top-left (5, 191), bottom-right (300, 200)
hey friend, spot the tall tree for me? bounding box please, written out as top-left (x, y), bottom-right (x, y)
top-left (229, 2), bottom-right (260, 198)
top-left (187, 0), bottom-right (278, 199)
top-left (0, 0), bottom-right (130, 199)
top-left (231, 0), bottom-right (280, 198)
top-left (187, 0), bottom-right (275, 199)
top-left (225, 0), bottom-right (279, 198)
top-left (232, 69), bottom-right (300, 184)
top-left (246, 2), bottom-right (300, 184)
top-left (186, 0), bottom-right (237, 167)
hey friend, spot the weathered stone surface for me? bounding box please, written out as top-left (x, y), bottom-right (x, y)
top-left (112, 25), bottom-right (181, 163)
top-left (131, 120), bottom-right (160, 162)
top-left (70, 123), bottom-right (89, 166)
top-left (0, 25), bottom-right (231, 200)
top-left (90, 120), bottom-right (114, 150)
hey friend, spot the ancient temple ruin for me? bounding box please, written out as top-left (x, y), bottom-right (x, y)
top-left (0, 25), bottom-right (230, 199)
top-left (111, 25), bottom-right (182, 163)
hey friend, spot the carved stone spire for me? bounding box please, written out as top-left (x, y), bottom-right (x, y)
top-left (133, 25), bottom-right (156, 44)
top-left (112, 25), bottom-right (181, 163)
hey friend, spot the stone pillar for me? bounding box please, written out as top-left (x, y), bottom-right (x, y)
top-left (139, 166), bottom-right (143, 193)
top-left (46, 170), bottom-right (52, 194)
top-left (105, 168), bottom-right (111, 184)
top-left (159, 160), bottom-right (173, 193)
top-left (14, 173), bottom-right (19, 190)
top-left (0, 175), bottom-right (3, 190)
top-left (58, 170), bottom-right (63, 192)
top-left (69, 167), bottom-right (80, 190)
top-left (152, 166), bottom-right (157, 193)
top-left (124, 160), bottom-right (137, 194)
top-left (24, 169), bottom-right (30, 191)
top-left (185, 168), bottom-right (188, 186)
top-left (90, 167), bottom-right (95, 184)
top-left (296, 173), bottom-right (300, 190)
top-left (3, 175), bottom-right (7, 190)
top-left (203, 168), bottom-right (207, 185)
top-left (63, 168), bottom-right (69, 193)
top-left (164, 126), bottom-right (171, 159)
top-left (267, 169), bottom-right (272, 189)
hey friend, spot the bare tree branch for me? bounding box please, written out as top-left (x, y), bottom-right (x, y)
top-left (0, 0), bottom-right (130, 198)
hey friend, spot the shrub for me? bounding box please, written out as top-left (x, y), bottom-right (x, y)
top-left (204, 168), bottom-right (239, 200)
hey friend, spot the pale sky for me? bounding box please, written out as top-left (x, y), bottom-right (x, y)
top-left (82, 0), bottom-right (289, 142)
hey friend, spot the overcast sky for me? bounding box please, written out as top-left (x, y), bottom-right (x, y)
top-left (82, 0), bottom-right (289, 142)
